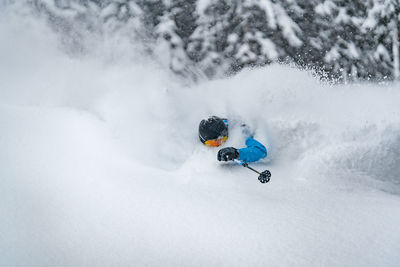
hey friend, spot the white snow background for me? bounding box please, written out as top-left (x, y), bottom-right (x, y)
top-left (1, 5), bottom-right (400, 267)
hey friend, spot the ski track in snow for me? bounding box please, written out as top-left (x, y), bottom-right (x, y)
top-left (1, 6), bottom-right (400, 267)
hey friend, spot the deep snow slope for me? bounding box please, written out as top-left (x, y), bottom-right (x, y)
top-left (1, 5), bottom-right (400, 267)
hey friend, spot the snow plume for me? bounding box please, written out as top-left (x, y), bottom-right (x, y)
top-left (1, 4), bottom-right (400, 267)
top-left (29, 0), bottom-right (146, 59)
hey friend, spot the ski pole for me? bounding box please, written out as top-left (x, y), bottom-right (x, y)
top-left (234, 159), bottom-right (271, 183)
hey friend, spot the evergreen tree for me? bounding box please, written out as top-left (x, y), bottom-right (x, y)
top-left (152, 0), bottom-right (198, 76)
top-left (31, 0), bottom-right (400, 82)
top-left (363, 0), bottom-right (400, 80)
top-left (187, 0), bottom-right (240, 76)
top-left (188, 0), bottom-right (302, 77)
top-left (307, 0), bottom-right (365, 81)
top-left (155, 9), bottom-right (188, 74)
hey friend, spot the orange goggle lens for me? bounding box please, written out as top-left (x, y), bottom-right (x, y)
top-left (204, 136), bottom-right (227, 147)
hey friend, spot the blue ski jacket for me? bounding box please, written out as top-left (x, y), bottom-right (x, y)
top-left (238, 137), bottom-right (267, 163)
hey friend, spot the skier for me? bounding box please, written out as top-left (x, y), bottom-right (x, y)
top-left (198, 116), bottom-right (267, 163)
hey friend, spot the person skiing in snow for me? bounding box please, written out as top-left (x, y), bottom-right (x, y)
top-left (198, 116), bottom-right (267, 163)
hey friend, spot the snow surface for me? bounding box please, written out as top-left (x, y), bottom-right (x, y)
top-left (1, 6), bottom-right (400, 267)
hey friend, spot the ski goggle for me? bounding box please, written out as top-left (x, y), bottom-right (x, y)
top-left (204, 136), bottom-right (227, 147)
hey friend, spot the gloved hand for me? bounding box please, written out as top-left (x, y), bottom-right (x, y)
top-left (217, 147), bottom-right (239, 161)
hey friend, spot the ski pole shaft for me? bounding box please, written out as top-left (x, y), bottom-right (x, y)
top-left (234, 159), bottom-right (260, 174)
top-left (244, 164), bottom-right (261, 175)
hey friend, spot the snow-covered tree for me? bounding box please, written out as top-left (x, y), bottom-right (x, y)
top-left (30, 0), bottom-right (400, 82)
top-left (187, 0), bottom-right (302, 77)
top-left (363, 0), bottom-right (400, 80)
top-left (187, 0), bottom-right (239, 76)
top-left (152, 0), bottom-right (198, 76)
top-left (155, 11), bottom-right (188, 74)
top-left (307, 0), bottom-right (367, 82)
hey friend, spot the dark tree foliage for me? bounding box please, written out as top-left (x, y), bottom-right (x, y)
top-left (33, 0), bottom-right (400, 82)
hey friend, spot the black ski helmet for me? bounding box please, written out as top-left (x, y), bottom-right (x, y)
top-left (199, 116), bottom-right (228, 146)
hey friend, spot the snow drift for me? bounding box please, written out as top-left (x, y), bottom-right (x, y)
top-left (1, 4), bottom-right (400, 267)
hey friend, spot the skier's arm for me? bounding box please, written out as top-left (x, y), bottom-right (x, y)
top-left (237, 137), bottom-right (267, 163)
